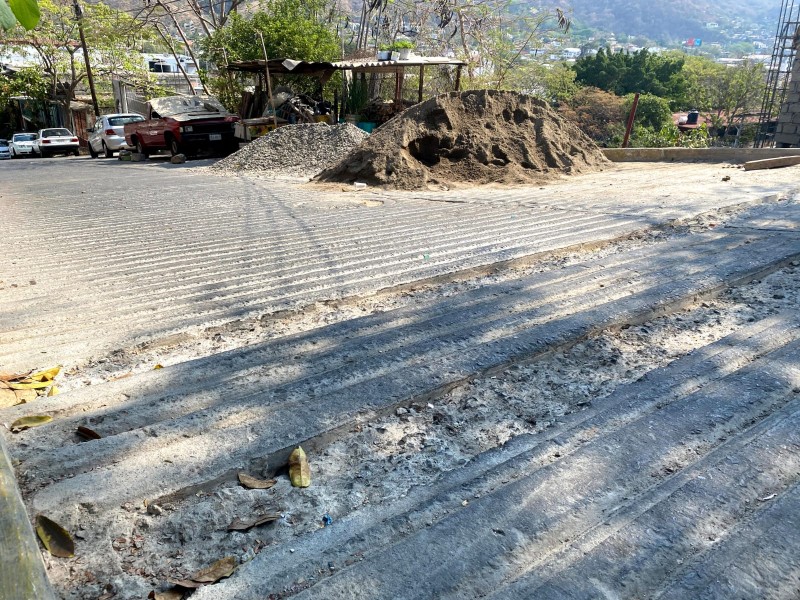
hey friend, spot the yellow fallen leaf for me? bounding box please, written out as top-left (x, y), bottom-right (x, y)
top-left (48, 386), bottom-right (59, 397)
top-left (30, 366), bottom-right (60, 382)
top-left (11, 415), bottom-right (52, 432)
top-left (153, 364), bottom-right (163, 370)
top-left (35, 515), bottom-right (74, 558)
top-left (288, 446), bottom-right (311, 488)
top-left (6, 379), bottom-right (53, 390)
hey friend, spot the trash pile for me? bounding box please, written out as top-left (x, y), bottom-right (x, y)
top-left (211, 123), bottom-right (368, 179)
top-left (315, 89), bottom-right (609, 189)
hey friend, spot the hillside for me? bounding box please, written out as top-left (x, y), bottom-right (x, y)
top-left (542, 0), bottom-right (779, 43)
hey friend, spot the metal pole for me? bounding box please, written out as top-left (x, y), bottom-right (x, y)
top-left (258, 33), bottom-right (279, 129)
top-left (622, 92), bottom-right (640, 148)
top-left (73, 0), bottom-right (100, 118)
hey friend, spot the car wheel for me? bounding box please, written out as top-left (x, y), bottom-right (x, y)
top-left (72, 149), bottom-right (80, 157)
top-left (135, 139), bottom-right (149, 158)
top-left (169, 137), bottom-right (182, 157)
top-left (88, 143), bottom-right (98, 158)
top-left (103, 142), bottom-right (113, 158)
top-left (9, 148), bottom-right (15, 158)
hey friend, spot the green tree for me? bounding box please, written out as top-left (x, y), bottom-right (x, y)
top-left (626, 93), bottom-right (672, 130)
top-left (0, 0), bottom-right (150, 121)
top-left (200, 0), bottom-right (340, 108)
top-left (573, 47), bottom-right (686, 103)
top-left (201, 0), bottom-right (340, 66)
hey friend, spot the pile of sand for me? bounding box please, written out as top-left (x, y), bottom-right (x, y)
top-left (315, 90), bottom-right (609, 190)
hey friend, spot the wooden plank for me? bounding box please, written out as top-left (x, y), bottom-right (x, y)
top-left (0, 434), bottom-right (54, 600)
top-left (743, 155), bottom-right (800, 171)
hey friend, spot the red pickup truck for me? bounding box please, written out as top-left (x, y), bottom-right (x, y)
top-left (124, 95), bottom-right (239, 157)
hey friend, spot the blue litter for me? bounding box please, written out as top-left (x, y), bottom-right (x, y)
top-left (322, 513), bottom-right (333, 526)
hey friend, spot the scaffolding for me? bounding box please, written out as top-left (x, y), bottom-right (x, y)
top-left (755, 0), bottom-right (800, 147)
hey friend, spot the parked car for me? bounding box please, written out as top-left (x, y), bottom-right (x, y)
top-left (88, 113), bottom-right (144, 158)
top-left (0, 139), bottom-right (10, 159)
top-left (124, 95), bottom-right (239, 158)
top-left (32, 128), bottom-right (80, 157)
top-left (9, 132), bottom-right (38, 157)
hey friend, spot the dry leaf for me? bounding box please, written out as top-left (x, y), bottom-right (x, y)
top-left (35, 515), bottom-right (74, 558)
top-left (14, 388), bottom-right (38, 404)
top-left (48, 385), bottom-right (59, 397)
top-left (108, 372), bottom-right (133, 381)
top-left (288, 446), bottom-right (311, 488)
top-left (169, 556), bottom-right (237, 588)
top-left (0, 387), bottom-right (18, 408)
top-left (227, 512), bottom-right (281, 532)
top-left (76, 426), bottom-right (102, 441)
top-left (148, 590), bottom-right (184, 600)
top-left (153, 364), bottom-right (164, 370)
top-left (11, 415), bottom-right (52, 432)
top-left (237, 472), bottom-right (277, 490)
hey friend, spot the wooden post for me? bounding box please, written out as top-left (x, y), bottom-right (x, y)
top-left (0, 435), bottom-right (56, 600)
top-left (418, 65), bottom-right (425, 103)
top-left (622, 92), bottom-right (640, 149)
top-left (258, 33), bottom-right (279, 130)
top-left (454, 65), bottom-right (462, 92)
top-left (395, 67), bottom-right (404, 107)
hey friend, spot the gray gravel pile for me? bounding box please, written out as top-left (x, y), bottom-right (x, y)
top-left (212, 122), bottom-right (369, 178)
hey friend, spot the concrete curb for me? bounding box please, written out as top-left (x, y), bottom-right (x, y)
top-left (603, 147), bottom-right (800, 163)
top-left (0, 434), bottom-right (54, 600)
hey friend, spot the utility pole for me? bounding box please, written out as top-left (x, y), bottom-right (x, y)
top-left (73, 0), bottom-right (100, 117)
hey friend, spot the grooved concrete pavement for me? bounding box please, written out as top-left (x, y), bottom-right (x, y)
top-left (1, 159), bottom-right (798, 371)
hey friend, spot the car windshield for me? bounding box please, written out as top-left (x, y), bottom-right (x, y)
top-left (0, 140), bottom-right (8, 146)
top-left (13, 134), bottom-right (36, 141)
top-left (107, 115), bottom-right (144, 127)
top-left (41, 129), bottom-right (73, 137)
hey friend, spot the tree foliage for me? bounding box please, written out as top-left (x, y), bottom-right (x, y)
top-left (0, 0), bottom-right (39, 32)
top-left (573, 47), bottom-right (686, 100)
top-left (559, 86), bottom-right (626, 145)
top-left (200, 0), bottom-right (340, 66)
top-left (625, 93), bottom-right (672, 130)
top-left (0, 0), bottom-right (150, 112)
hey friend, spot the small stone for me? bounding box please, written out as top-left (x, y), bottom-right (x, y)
top-left (395, 407), bottom-right (409, 416)
top-left (170, 154), bottom-right (187, 164)
top-left (146, 503), bottom-right (164, 516)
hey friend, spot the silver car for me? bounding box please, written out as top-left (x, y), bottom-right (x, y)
top-left (10, 132), bottom-right (37, 157)
top-left (0, 139), bottom-right (10, 159)
top-left (88, 113), bottom-right (144, 158)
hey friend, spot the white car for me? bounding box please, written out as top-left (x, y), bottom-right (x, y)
top-left (0, 139), bottom-right (10, 159)
top-left (9, 132), bottom-right (38, 157)
top-left (88, 113), bottom-right (144, 158)
top-left (32, 128), bottom-right (80, 158)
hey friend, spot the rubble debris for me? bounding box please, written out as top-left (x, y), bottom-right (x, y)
top-left (211, 123), bottom-right (368, 179)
